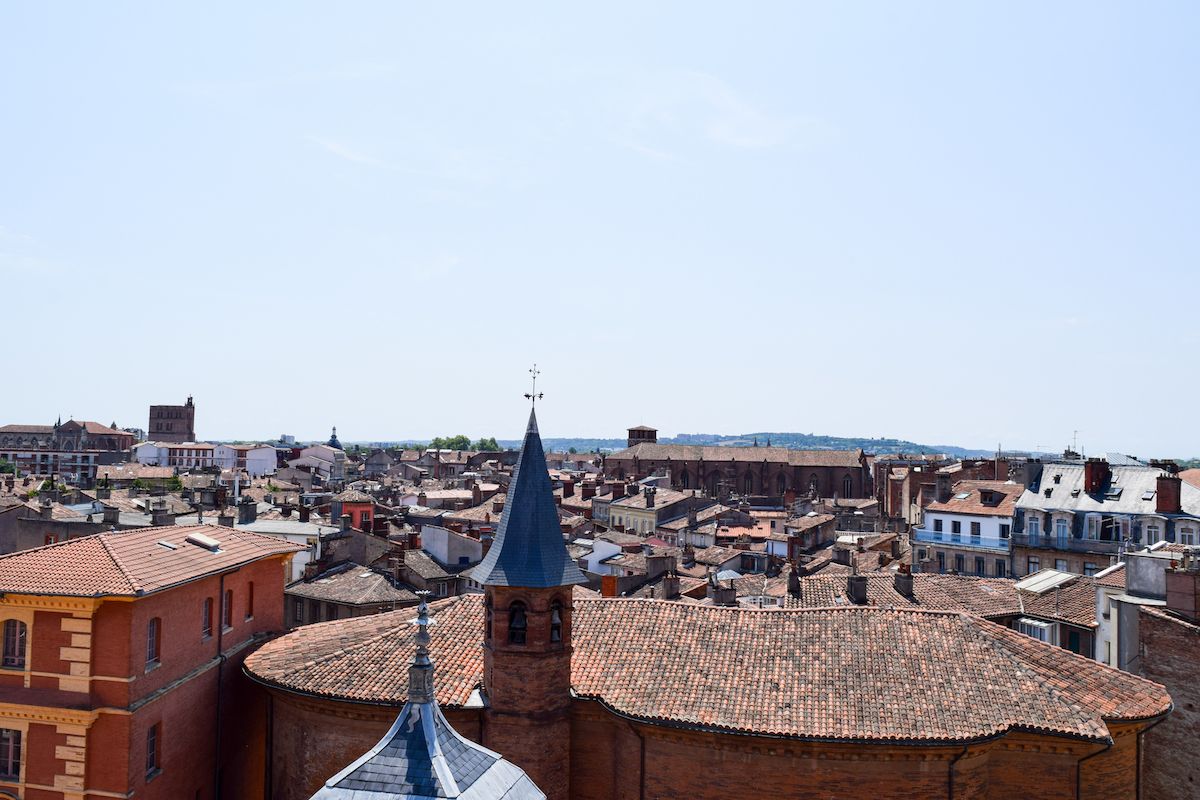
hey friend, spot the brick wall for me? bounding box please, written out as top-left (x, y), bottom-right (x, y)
top-left (1138, 607), bottom-right (1199, 800)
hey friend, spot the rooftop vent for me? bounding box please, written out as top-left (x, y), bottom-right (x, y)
top-left (185, 532), bottom-right (222, 552)
top-left (156, 540), bottom-right (178, 551)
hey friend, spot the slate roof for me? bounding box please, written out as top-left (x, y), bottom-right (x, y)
top-left (608, 443), bottom-right (863, 468)
top-left (247, 594), bottom-right (1170, 745)
top-left (0, 524), bottom-right (303, 597)
top-left (1017, 463), bottom-right (1200, 517)
top-left (468, 410), bottom-right (586, 589)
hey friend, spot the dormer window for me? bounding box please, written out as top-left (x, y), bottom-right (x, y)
top-left (508, 602), bottom-right (527, 645)
top-left (550, 601), bottom-right (563, 643)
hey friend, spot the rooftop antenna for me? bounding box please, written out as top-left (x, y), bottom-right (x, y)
top-left (524, 363), bottom-right (543, 406)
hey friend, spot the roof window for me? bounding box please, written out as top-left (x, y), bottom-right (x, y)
top-left (185, 532), bottom-right (222, 552)
top-left (1142, 490), bottom-right (1156, 501)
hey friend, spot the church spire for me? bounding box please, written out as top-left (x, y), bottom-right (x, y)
top-left (407, 591), bottom-right (435, 704)
top-left (469, 408), bottom-right (586, 588)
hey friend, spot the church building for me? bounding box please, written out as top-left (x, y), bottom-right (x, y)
top-left (246, 408), bottom-right (1172, 800)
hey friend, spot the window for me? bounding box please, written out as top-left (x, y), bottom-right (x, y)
top-left (933, 519), bottom-right (943, 532)
top-left (146, 618), bottom-right (161, 667)
top-left (1055, 518), bottom-right (1069, 539)
top-left (1086, 516), bottom-right (1100, 540)
top-left (937, 552), bottom-right (945, 573)
top-left (1084, 562), bottom-right (1098, 577)
top-left (1017, 618), bottom-right (1057, 645)
top-left (1181, 526), bottom-right (1197, 546)
top-left (1027, 516), bottom-right (1041, 536)
top-left (951, 521), bottom-right (962, 534)
top-left (999, 523), bottom-right (1010, 539)
top-left (550, 601), bottom-right (563, 643)
top-left (954, 554), bottom-right (964, 573)
top-left (201, 598), bottom-right (213, 639)
top-left (743, 474), bottom-right (753, 494)
top-left (1146, 524), bottom-right (1161, 545)
top-left (44, 533), bottom-right (60, 545)
top-left (222, 589), bottom-right (233, 630)
top-left (974, 557), bottom-right (985, 577)
top-left (245, 583), bottom-right (254, 620)
top-left (2, 621), bottom-right (26, 669)
top-left (1055, 559), bottom-right (1068, 572)
top-left (679, 471), bottom-right (690, 489)
top-left (1027, 556), bottom-right (1040, 575)
top-left (0, 729), bottom-right (20, 781)
top-left (293, 599), bottom-right (303, 624)
top-left (995, 559), bottom-right (1006, 578)
top-left (842, 476), bottom-right (853, 498)
top-left (970, 521), bottom-right (981, 537)
top-left (145, 723), bottom-right (160, 778)
top-left (508, 602), bottom-right (527, 645)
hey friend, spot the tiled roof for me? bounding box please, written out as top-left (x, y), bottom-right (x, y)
top-left (610, 488), bottom-right (690, 510)
top-left (0, 524), bottom-right (303, 597)
top-left (468, 411), bottom-right (586, 589)
top-left (786, 573), bottom-right (1019, 617)
top-left (657, 504), bottom-right (730, 531)
top-left (692, 546), bottom-right (745, 566)
top-left (925, 480), bottom-right (1024, 517)
top-left (1181, 469), bottom-right (1200, 491)
top-left (403, 550), bottom-right (453, 581)
top-left (333, 489), bottom-right (374, 503)
top-left (246, 595), bottom-right (1169, 743)
top-left (784, 513), bottom-right (836, 533)
top-left (287, 565), bottom-right (418, 606)
top-left (608, 443), bottom-right (864, 468)
top-left (95, 464), bottom-right (174, 481)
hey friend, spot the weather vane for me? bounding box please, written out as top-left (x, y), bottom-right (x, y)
top-left (524, 363), bottom-right (543, 405)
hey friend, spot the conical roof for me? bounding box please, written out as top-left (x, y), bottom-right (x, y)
top-left (469, 409), bottom-right (586, 588)
top-left (310, 596), bottom-right (545, 800)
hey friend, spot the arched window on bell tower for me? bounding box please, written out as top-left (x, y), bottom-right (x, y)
top-left (550, 600), bottom-right (563, 643)
top-left (508, 602), bottom-right (527, 645)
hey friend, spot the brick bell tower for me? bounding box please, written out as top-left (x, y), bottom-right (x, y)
top-left (469, 405), bottom-right (586, 800)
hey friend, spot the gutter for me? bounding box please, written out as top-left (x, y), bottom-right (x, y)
top-left (1075, 739), bottom-right (1112, 800)
top-left (948, 745), bottom-right (968, 799)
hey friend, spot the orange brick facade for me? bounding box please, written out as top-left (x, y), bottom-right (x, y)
top-left (0, 553), bottom-right (292, 800)
top-left (256, 690), bottom-right (1148, 800)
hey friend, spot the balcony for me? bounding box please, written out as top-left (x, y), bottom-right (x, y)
top-left (1010, 533), bottom-right (1124, 554)
top-left (912, 528), bottom-right (1008, 552)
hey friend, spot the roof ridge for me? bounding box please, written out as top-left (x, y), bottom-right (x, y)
top-left (96, 532), bottom-right (143, 595)
top-left (578, 597), bottom-right (968, 617)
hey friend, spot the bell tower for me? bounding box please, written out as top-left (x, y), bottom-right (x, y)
top-left (470, 405), bottom-right (586, 800)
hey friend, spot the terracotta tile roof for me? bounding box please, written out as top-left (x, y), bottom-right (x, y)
top-left (784, 513), bottom-right (836, 533)
top-left (657, 504), bottom-right (730, 531)
top-left (786, 573), bottom-right (1020, 617)
top-left (692, 546), bottom-right (745, 567)
top-left (610, 488), bottom-right (691, 510)
top-left (0, 524), bottom-right (303, 597)
top-left (333, 489), bottom-right (374, 503)
top-left (286, 565), bottom-right (418, 606)
top-left (1181, 469), bottom-right (1200, 490)
top-left (246, 595), bottom-right (1169, 743)
top-left (95, 464), bottom-right (174, 481)
top-left (924, 480), bottom-right (1024, 517)
top-left (1094, 563), bottom-right (1126, 589)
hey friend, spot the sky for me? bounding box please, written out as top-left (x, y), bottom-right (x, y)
top-left (2, 3), bottom-right (1198, 455)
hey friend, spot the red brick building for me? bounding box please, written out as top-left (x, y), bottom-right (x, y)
top-left (246, 410), bottom-right (1171, 800)
top-left (0, 524), bottom-right (300, 799)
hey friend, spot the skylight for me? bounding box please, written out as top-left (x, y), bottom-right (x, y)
top-left (954, 492), bottom-right (971, 500)
top-left (1142, 491), bottom-right (1156, 501)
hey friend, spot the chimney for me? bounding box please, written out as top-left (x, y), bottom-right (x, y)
top-left (341, 513), bottom-right (352, 532)
top-left (626, 483), bottom-right (638, 497)
top-left (787, 567), bottom-right (801, 596)
top-left (96, 486), bottom-right (111, 500)
top-left (417, 491), bottom-right (428, 507)
top-left (890, 537), bottom-right (901, 559)
top-left (601, 574), bottom-right (619, 598)
top-left (713, 582), bottom-right (738, 607)
top-left (661, 572), bottom-right (681, 600)
top-left (644, 487), bottom-right (656, 508)
top-left (847, 574), bottom-right (869, 605)
top-left (563, 479), bottom-right (574, 498)
top-left (646, 554), bottom-right (673, 579)
top-left (39, 496), bottom-right (53, 520)
top-left (218, 509), bottom-right (235, 527)
top-left (492, 498), bottom-right (504, 514)
top-left (103, 504), bottom-right (120, 525)
top-left (151, 499), bottom-right (175, 527)
top-left (1157, 473), bottom-right (1183, 515)
top-left (1083, 458), bottom-right (1110, 495)
top-left (581, 483), bottom-right (596, 500)
top-left (833, 547), bottom-right (851, 566)
top-left (237, 495), bottom-right (258, 525)
top-left (1165, 557), bottom-right (1200, 623)
top-left (472, 483), bottom-right (482, 506)
top-left (298, 504), bottom-right (311, 523)
top-left (935, 473), bottom-right (951, 504)
top-left (894, 564), bottom-right (914, 597)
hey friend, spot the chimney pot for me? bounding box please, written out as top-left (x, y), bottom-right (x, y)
top-left (1157, 473), bottom-right (1183, 515)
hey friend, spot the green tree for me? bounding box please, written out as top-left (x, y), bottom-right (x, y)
top-left (430, 435), bottom-right (472, 451)
top-left (568, 447), bottom-right (577, 454)
top-left (0, 459), bottom-right (14, 475)
top-left (474, 437), bottom-right (500, 451)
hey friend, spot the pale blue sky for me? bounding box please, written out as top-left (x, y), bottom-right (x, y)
top-left (2, 3), bottom-right (1197, 454)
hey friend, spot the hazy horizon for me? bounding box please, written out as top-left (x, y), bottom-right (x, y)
top-left (3, 3), bottom-right (1197, 456)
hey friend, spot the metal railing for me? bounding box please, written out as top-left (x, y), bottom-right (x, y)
top-left (1010, 533), bottom-right (1123, 554)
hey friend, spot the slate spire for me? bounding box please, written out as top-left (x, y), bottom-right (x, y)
top-left (469, 408), bottom-right (586, 589)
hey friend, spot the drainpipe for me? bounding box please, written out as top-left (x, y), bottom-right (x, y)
top-left (948, 745), bottom-right (968, 799)
top-left (215, 571), bottom-right (226, 799)
top-left (1135, 713), bottom-right (1170, 800)
top-left (622, 719), bottom-right (647, 800)
top-left (1075, 739), bottom-right (1112, 799)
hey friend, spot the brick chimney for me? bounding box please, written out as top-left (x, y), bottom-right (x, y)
top-left (151, 499), bottom-right (175, 527)
top-left (1165, 555), bottom-right (1200, 623)
top-left (581, 483), bottom-right (596, 500)
top-left (894, 563), bottom-right (914, 597)
top-left (644, 487), bottom-right (656, 508)
top-left (237, 495), bottom-right (258, 525)
top-left (39, 496), bottom-right (53, 520)
top-left (645, 554), bottom-right (673, 579)
top-left (1084, 458), bottom-right (1110, 495)
top-left (472, 483), bottom-right (482, 506)
top-left (1157, 473), bottom-right (1183, 515)
top-left (217, 509), bottom-right (235, 527)
top-left (341, 513), bottom-right (351, 532)
top-left (103, 504), bottom-right (120, 525)
top-left (847, 574), bottom-right (869, 605)
top-left (601, 574), bottom-right (618, 597)
top-left (935, 473), bottom-right (951, 504)
top-left (562, 479), bottom-right (574, 499)
top-left (661, 572), bottom-right (680, 599)
top-left (298, 504), bottom-right (311, 523)
top-left (712, 582), bottom-right (738, 607)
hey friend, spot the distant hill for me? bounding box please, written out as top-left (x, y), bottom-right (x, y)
top-left (498, 432), bottom-right (997, 458)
